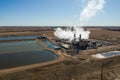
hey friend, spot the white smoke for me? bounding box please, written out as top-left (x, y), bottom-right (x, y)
top-left (80, 0), bottom-right (105, 21)
top-left (54, 27), bottom-right (90, 41)
top-left (54, 0), bottom-right (106, 41)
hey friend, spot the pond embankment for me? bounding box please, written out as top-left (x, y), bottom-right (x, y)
top-left (0, 36), bottom-right (68, 75)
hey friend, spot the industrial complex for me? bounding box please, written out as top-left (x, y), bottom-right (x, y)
top-left (0, 27), bottom-right (120, 80)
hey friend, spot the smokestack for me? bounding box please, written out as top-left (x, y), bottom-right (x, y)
top-left (74, 33), bottom-right (76, 42)
top-left (74, 33), bottom-right (76, 38)
top-left (79, 34), bottom-right (81, 41)
top-left (79, 34), bottom-right (81, 49)
top-left (71, 27), bottom-right (74, 31)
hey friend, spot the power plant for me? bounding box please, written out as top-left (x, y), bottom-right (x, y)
top-left (37, 33), bottom-right (106, 55)
top-left (55, 33), bottom-right (89, 54)
top-left (37, 27), bottom-right (113, 55)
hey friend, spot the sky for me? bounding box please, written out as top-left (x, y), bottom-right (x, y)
top-left (0, 0), bottom-right (120, 26)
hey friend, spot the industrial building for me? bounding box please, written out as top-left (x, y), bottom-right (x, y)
top-left (37, 32), bottom-right (113, 55)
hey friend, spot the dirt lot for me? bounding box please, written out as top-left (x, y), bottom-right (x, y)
top-left (89, 28), bottom-right (120, 43)
top-left (0, 27), bottom-right (120, 80)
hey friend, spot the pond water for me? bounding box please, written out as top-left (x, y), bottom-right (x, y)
top-left (42, 40), bottom-right (60, 49)
top-left (0, 36), bottom-right (36, 41)
top-left (0, 40), bottom-right (57, 69)
top-left (92, 51), bottom-right (120, 59)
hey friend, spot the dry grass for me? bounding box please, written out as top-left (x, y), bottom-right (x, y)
top-left (89, 29), bottom-right (120, 42)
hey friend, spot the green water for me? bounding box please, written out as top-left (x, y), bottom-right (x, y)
top-left (42, 40), bottom-right (60, 49)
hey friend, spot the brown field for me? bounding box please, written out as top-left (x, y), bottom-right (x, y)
top-left (89, 28), bottom-right (120, 43)
top-left (0, 27), bottom-right (120, 80)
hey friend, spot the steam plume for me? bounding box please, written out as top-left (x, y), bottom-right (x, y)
top-left (54, 0), bottom-right (106, 41)
top-left (80, 0), bottom-right (105, 21)
top-left (54, 27), bottom-right (90, 41)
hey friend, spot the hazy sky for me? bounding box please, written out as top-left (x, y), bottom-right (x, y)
top-left (0, 0), bottom-right (120, 26)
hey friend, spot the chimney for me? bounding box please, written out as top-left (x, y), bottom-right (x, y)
top-left (74, 33), bottom-right (76, 38)
top-left (79, 34), bottom-right (81, 41)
